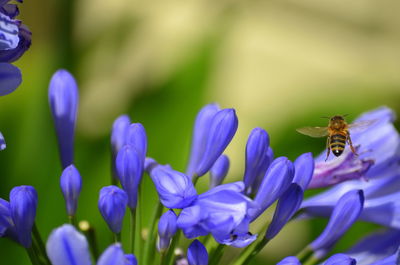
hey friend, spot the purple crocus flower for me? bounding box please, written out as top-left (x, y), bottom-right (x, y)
top-left (46, 224), bottom-right (91, 265)
top-left (243, 127), bottom-right (271, 195)
top-left (249, 157), bottom-right (294, 221)
top-left (209, 154), bottom-right (230, 188)
top-left (98, 186), bottom-right (128, 234)
top-left (309, 190), bottom-right (364, 258)
top-left (158, 210), bottom-right (177, 251)
top-left (60, 164), bottom-right (82, 217)
top-left (116, 145), bottom-right (143, 209)
top-left (324, 254), bottom-right (356, 265)
top-left (186, 103), bottom-right (220, 178)
top-left (0, 0), bottom-right (31, 96)
top-left (49, 69), bottom-right (79, 169)
top-left (187, 240), bottom-right (208, 265)
top-left (0, 131), bottom-right (6, 150)
top-left (150, 164), bottom-right (197, 209)
top-left (10, 186), bottom-right (38, 248)
top-left (277, 256), bottom-right (301, 265)
top-left (97, 243), bottom-right (126, 265)
top-left (346, 229), bottom-right (400, 265)
top-left (265, 183), bottom-right (303, 240)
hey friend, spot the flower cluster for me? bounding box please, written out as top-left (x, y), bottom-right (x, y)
top-left (0, 69), bottom-right (400, 265)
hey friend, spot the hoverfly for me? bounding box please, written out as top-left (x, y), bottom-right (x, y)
top-left (296, 115), bottom-right (375, 161)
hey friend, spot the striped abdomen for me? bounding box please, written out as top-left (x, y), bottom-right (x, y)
top-left (330, 133), bottom-right (347, 156)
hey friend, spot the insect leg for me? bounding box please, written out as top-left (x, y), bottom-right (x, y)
top-left (346, 132), bottom-right (358, 156)
top-left (325, 136), bottom-right (331, 161)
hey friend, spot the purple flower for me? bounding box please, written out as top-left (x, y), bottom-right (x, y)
top-left (209, 154), bottom-right (230, 188)
top-left (126, 123), bottom-right (147, 161)
top-left (0, 0), bottom-right (31, 96)
top-left (324, 254), bottom-right (356, 265)
top-left (265, 183), bottom-right (303, 240)
top-left (150, 165), bottom-right (197, 209)
top-left (196, 108), bottom-right (238, 177)
top-left (277, 256), bottom-right (301, 265)
top-left (187, 240), bottom-right (208, 265)
top-left (111, 115), bottom-right (131, 178)
top-left (10, 185), bottom-right (38, 248)
top-left (186, 103), bottom-right (220, 178)
top-left (97, 243), bottom-right (126, 265)
top-left (116, 145), bottom-right (143, 209)
top-left (0, 198), bottom-right (12, 236)
top-left (46, 224), bottom-right (91, 265)
top-left (49, 69), bottom-right (79, 169)
top-left (177, 182), bottom-right (256, 247)
top-left (309, 190), bottom-right (364, 258)
top-left (125, 254), bottom-right (138, 265)
top-left (249, 157), bottom-right (294, 221)
top-left (292, 152), bottom-right (314, 190)
top-left (60, 164), bottom-right (82, 216)
top-left (243, 128), bottom-right (271, 195)
top-left (158, 210), bottom-right (177, 251)
top-left (98, 186), bottom-right (128, 234)
top-left (0, 131), bottom-right (6, 150)
top-left (346, 229), bottom-right (400, 265)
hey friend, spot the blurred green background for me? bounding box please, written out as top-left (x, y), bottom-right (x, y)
top-left (1, 0), bottom-right (400, 264)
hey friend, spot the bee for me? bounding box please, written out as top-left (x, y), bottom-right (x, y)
top-left (296, 115), bottom-right (374, 161)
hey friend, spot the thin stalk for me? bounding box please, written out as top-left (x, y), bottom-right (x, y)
top-left (303, 255), bottom-right (319, 265)
top-left (232, 237), bottom-right (269, 265)
top-left (26, 247), bottom-right (41, 265)
top-left (114, 233), bottom-right (121, 243)
top-left (160, 251), bottom-right (168, 265)
top-left (296, 245), bottom-right (313, 262)
top-left (79, 221), bottom-right (99, 259)
top-left (135, 185), bottom-right (143, 261)
top-left (32, 224), bottom-right (51, 265)
top-left (166, 231), bottom-right (182, 265)
top-left (209, 244), bottom-right (226, 265)
top-left (143, 202), bottom-right (164, 265)
top-left (130, 208), bottom-right (136, 254)
top-left (68, 215), bottom-right (77, 227)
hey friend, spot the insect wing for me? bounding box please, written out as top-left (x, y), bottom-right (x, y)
top-left (296, 127), bottom-right (329, 138)
top-left (348, 120), bottom-right (377, 133)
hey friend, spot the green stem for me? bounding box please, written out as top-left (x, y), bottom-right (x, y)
top-left (26, 247), bottom-right (41, 265)
top-left (32, 224), bottom-right (51, 265)
top-left (143, 202), bottom-right (164, 265)
top-left (232, 237), bottom-right (269, 265)
top-left (296, 245), bottom-right (313, 262)
top-left (130, 208), bottom-right (136, 254)
top-left (68, 215), bottom-right (77, 227)
top-left (209, 244), bottom-right (226, 265)
top-left (135, 186), bottom-right (143, 261)
top-left (303, 255), bottom-right (320, 265)
top-left (79, 221), bottom-right (99, 259)
top-left (166, 231), bottom-right (182, 265)
top-left (160, 251), bottom-right (168, 265)
top-left (114, 233), bottom-right (121, 243)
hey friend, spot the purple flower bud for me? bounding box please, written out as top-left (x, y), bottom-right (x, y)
top-left (0, 63), bottom-right (21, 96)
top-left (46, 224), bottom-right (91, 265)
top-left (186, 103), bottom-right (220, 178)
top-left (150, 165), bottom-right (197, 209)
top-left (265, 183), bottom-right (303, 240)
top-left (125, 254), bottom-right (138, 265)
top-left (250, 157), bottom-right (294, 221)
top-left (293, 152), bottom-right (314, 190)
top-left (310, 190), bottom-right (364, 258)
top-left (144, 157), bottom-right (157, 173)
top-left (60, 164), bottom-right (82, 216)
top-left (324, 254), bottom-right (356, 265)
top-left (196, 108), bottom-right (238, 177)
top-left (209, 155), bottom-right (230, 188)
top-left (0, 13), bottom-right (19, 50)
top-left (126, 123), bottom-right (147, 161)
top-left (0, 198), bottom-right (12, 236)
top-left (10, 185), bottom-right (37, 248)
top-left (277, 256), bottom-right (301, 265)
top-left (187, 240), bottom-right (208, 265)
top-left (116, 145), bottom-right (143, 209)
top-left (243, 128), bottom-right (270, 195)
top-left (250, 147), bottom-right (274, 195)
top-left (49, 69), bottom-right (79, 168)
top-left (98, 186), bottom-right (128, 234)
top-left (97, 243), bottom-right (126, 265)
top-left (158, 210), bottom-right (178, 251)
top-left (0, 131), bottom-right (6, 150)
top-left (111, 115), bottom-right (131, 156)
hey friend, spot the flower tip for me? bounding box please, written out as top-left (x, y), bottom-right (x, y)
top-left (0, 132), bottom-right (6, 150)
top-left (187, 240), bottom-right (208, 265)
